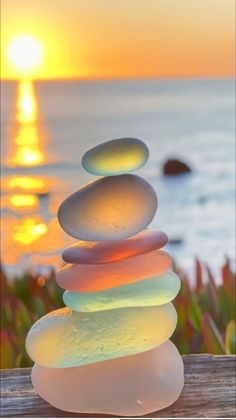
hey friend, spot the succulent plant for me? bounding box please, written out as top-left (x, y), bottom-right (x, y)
top-left (0, 257), bottom-right (235, 368)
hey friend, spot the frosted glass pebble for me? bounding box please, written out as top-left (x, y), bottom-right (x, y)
top-left (62, 230), bottom-right (168, 264)
top-left (57, 250), bottom-right (172, 292)
top-left (57, 174), bottom-right (157, 241)
top-left (26, 304), bottom-right (177, 368)
top-left (82, 138), bottom-right (149, 176)
top-left (63, 271), bottom-right (180, 312)
top-left (32, 340), bottom-right (184, 416)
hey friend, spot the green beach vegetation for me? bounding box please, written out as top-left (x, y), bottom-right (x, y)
top-left (1, 258), bottom-right (235, 369)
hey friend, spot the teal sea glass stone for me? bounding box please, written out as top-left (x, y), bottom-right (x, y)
top-left (82, 138), bottom-right (149, 176)
top-left (25, 304), bottom-right (177, 368)
top-left (63, 271), bottom-right (180, 312)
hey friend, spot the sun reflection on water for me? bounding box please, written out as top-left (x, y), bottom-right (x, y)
top-left (9, 194), bottom-right (38, 208)
top-left (2, 194), bottom-right (39, 214)
top-left (13, 217), bottom-right (48, 245)
top-left (3, 175), bottom-right (51, 195)
top-left (17, 81), bottom-right (37, 123)
top-left (1, 81), bottom-right (68, 272)
top-left (9, 80), bottom-right (45, 167)
top-left (12, 125), bottom-right (45, 166)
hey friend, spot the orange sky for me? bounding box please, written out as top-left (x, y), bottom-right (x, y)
top-left (1, 0), bottom-right (235, 80)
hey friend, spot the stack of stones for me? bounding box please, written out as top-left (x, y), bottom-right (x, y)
top-left (26, 138), bottom-right (184, 416)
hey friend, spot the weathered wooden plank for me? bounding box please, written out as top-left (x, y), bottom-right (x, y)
top-left (0, 355), bottom-right (235, 418)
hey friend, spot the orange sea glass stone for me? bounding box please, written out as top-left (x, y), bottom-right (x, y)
top-left (56, 249), bottom-right (172, 292)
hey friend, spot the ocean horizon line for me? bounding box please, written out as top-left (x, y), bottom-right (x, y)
top-left (1, 75), bottom-right (235, 84)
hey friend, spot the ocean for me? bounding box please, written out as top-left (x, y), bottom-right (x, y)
top-left (1, 78), bottom-right (235, 281)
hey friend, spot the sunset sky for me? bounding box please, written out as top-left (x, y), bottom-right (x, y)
top-left (1, 0), bottom-right (235, 80)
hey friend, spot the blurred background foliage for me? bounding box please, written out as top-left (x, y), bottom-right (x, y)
top-left (1, 258), bottom-right (235, 369)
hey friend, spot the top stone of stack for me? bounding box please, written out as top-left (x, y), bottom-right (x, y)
top-left (82, 138), bottom-right (149, 176)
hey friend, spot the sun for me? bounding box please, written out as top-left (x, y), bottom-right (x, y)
top-left (7, 35), bottom-right (43, 73)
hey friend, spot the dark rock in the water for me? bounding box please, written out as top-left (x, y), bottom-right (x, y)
top-left (163, 159), bottom-right (192, 176)
top-left (168, 238), bottom-right (184, 245)
top-left (198, 196), bottom-right (208, 205)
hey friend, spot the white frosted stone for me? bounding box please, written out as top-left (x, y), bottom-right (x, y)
top-left (31, 340), bottom-right (184, 416)
top-left (57, 174), bottom-right (157, 241)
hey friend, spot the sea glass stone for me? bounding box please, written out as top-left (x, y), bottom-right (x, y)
top-left (82, 138), bottom-right (149, 176)
top-left (63, 271), bottom-right (180, 312)
top-left (32, 340), bottom-right (184, 416)
top-left (57, 250), bottom-right (172, 292)
top-left (26, 304), bottom-right (177, 368)
top-left (62, 230), bottom-right (168, 264)
top-left (57, 174), bottom-right (157, 241)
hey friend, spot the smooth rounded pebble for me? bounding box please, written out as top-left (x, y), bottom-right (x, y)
top-left (26, 304), bottom-right (177, 368)
top-left (63, 271), bottom-right (180, 312)
top-left (32, 340), bottom-right (184, 416)
top-left (57, 174), bottom-right (157, 241)
top-left (62, 230), bottom-right (168, 264)
top-left (57, 250), bottom-right (172, 292)
top-left (82, 138), bottom-right (149, 176)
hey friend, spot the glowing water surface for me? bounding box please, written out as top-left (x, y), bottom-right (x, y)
top-left (1, 79), bottom-right (235, 278)
top-left (1, 81), bottom-right (71, 273)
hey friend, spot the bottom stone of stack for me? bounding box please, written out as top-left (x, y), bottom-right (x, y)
top-left (32, 340), bottom-right (184, 416)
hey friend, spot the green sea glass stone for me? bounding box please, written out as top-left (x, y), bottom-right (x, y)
top-left (63, 271), bottom-right (180, 312)
top-left (82, 138), bottom-right (149, 176)
top-left (25, 304), bottom-right (177, 368)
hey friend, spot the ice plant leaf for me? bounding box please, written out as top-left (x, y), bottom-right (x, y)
top-left (201, 313), bottom-right (225, 354)
top-left (206, 265), bottom-right (220, 320)
top-left (225, 320), bottom-right (236, 354)
top-left (0, 330), bottom-right (15, 369)
top-left (222, 257), bottom-right (235, 297)
top-left (195, 258), bottom-right (203, 292)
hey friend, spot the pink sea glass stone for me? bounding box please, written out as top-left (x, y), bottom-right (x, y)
top-left (62, 230), bottom-right (168, 264)
top-left (57, 249), bottom-right (172, 292)
top-left (32, 340), bottom-right (184, 416)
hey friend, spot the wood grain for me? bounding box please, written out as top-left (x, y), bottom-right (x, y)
top-left (1, 354), bottom-right (235, 418)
